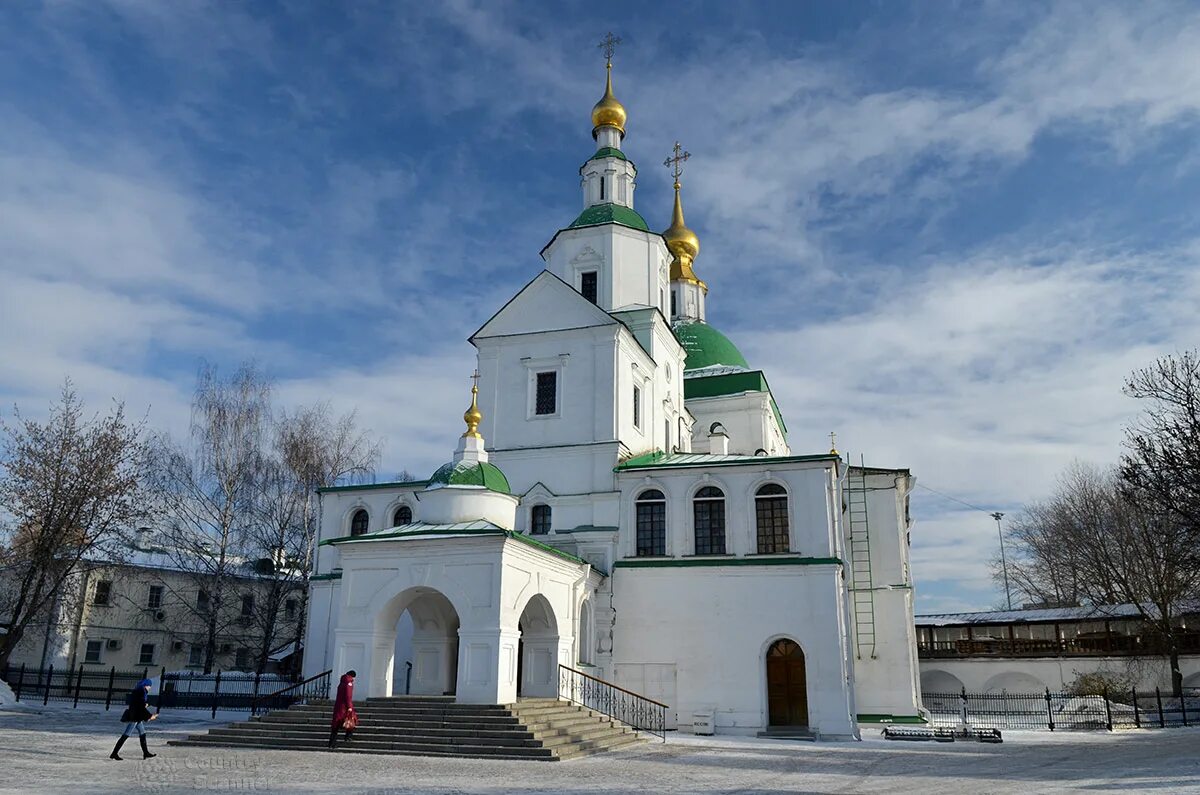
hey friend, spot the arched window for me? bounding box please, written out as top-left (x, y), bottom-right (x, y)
top-left (755, 483), bottom-right (789, 553)
top-left (635, 489), bottom-right (666, 557)
top-left (693, 486), bottom-right (726, 555)
top-left (350, 509), bottom-right (369, 537)
top-left (393, 505), bottom-right (412, 526)
top-left (531, 504), bottom-right (552, 535)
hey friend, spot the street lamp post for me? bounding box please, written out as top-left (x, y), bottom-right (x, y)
top-left (991, 511), bottom-right (1013, 611)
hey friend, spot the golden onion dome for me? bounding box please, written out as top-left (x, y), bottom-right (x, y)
top-left (462, 383), bottom-right (483, 439)
top-left (663, 181), bottom-right (704, 286)
top-left (591, 62), bottom-right (627, 138)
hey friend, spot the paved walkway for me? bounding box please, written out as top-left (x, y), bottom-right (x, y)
top-left (2, 704), bottom-right (1199, 793)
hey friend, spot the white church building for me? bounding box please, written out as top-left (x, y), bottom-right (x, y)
top-left (303, 55), bottom-right (923, 739)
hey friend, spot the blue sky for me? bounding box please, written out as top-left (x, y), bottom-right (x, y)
top-left (3, 1), bottom-right (1200, 613)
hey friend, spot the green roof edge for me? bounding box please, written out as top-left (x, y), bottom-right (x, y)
top-left (615, 452), bottom-right (837, 471)
top-left (318, 525), bottom-right (599, 572)
top-left (683, 370), bottom-right (788, 436)
top-left (318, 480), bottom-right (429, 494)
top-left (613, 556), bottom-right (842, 569)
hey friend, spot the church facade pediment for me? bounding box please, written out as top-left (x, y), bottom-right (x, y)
top-left (471, 270), bottom-right (618, 342)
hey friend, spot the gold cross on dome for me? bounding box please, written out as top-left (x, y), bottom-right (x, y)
top-left (829, 431), bottom-right (839, 455)
top-left (664, 141), bottom-right (691, 182)
top-left (598, 32), bottom-right (622, 65)
top-left (470, 369), bottom-right (480, 391)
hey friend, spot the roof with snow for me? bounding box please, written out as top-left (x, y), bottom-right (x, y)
top-left (916, 604), bottom-right (1157, 626)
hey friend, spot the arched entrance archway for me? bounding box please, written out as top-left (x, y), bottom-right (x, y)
top-left (518, 594), bottom-right (559, 698)
top-left (766, 638), bottom-right (808, 727)
top-left (374, 587), bottom-right (460, 697)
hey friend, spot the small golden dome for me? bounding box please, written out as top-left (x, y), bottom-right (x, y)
top-left (663, 181), bottom-right (704, 286)
top-left (591, 63), bottom-right (627, 138)
top-left (462, 383), bottom-right (483, 439)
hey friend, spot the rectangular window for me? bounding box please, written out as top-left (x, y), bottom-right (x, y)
top-left (285, 599), bottom-right (297, 620)
top-left (694, 498), bottom-right (726, 555)
top-left (531, 504), bottom-right (552, 535)
top-left (534, 371), bottom-right (557, 416)
top-left (85, 640), bottom-right (103, 664)
top-left (671, 290), bottom-right (677, 318)
top-left (581, 271), bottom-right (598, 304)
top-left (139, 643), bottom-right (155, 665)
top-left (196, 589), bottom-right (210, 612)
top-left (147, 585), bottom-right (164, 609)
top-left (756, 496), bottom-right (790, 554)
top-left (599, 176), bottom-right (606, 201)
top-left (235, 648), bottom-right (251, 669)
top-left (241, 594), bottom-right (254, 617)
top-left (665, 419), bottom-right (671, 451)
top-left (188, 645), bottom-right (204, 666)
top-left (632, 384), bottom-right (641, 429)
top-left (635, 501), bottom-right (667, 557)
top-left (93, 580), bottom-right (112, 606)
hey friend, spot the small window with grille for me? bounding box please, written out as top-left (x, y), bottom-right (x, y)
top-left (531, 504), bottom-right (552, 535)
top-left (535, 371), bottom-right (557, 416)
top-left (85, 640), bottom-right (103, 664)
top-left (581, 271), bottom-right (598, 304)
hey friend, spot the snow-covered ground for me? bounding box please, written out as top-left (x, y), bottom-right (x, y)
top-left (1, 702), bottom-right (1199, 794)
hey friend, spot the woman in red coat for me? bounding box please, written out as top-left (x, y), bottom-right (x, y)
top-left (328, 670), bottom-right (357, 749)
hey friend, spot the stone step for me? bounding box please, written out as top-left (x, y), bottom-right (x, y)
top-left (231, 721), bottom-right (537, 741)
top-left (170, 736), bottom-right (557, 760)
top-left (260, 715), bottom-right (523, 730)
top-left (206, 726), bottom-right (545, 748)
top-left (179, 696), bottom-right (648, 760)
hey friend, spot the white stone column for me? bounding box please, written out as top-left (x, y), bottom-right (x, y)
top-left (455, 627), bottom-right (521, 704)
top-left (334, 628), bottom-right (395, 700)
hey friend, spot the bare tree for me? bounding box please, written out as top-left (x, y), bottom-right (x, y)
top-left (148, 364), bottom-right (271, 673)
top-left (0, 382), bottom-right (148, 668)
top-left (1122, 350), bottom-right (1200, 545)
top-left (1002, 462), bottom-right (1200, 695)
top-left (264, 404), bottom-right (380, 671)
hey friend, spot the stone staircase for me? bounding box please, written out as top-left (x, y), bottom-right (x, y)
top-left (170, 695), bottom-right (646, 761)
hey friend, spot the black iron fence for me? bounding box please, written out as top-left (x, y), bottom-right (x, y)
top-left (249, 669), bottom-right (331, 716)
top-left (158, 670), bottom-right (301, 716)
top-left (925, 687), bottom-right (1200, 731)
top-left (1, 663), bottom-right (303, 715)
top-left (1, 662), bottom-right (163, 709)
top-left (558, 664), bottom-right (667, 741)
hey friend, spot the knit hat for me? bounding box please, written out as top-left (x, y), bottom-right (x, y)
top-left (138, 678), bottom-right (153, 689)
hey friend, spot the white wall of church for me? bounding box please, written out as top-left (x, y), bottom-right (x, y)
top-left (541, 225), bottom-right (670, 314)
top-left (846, 468), bottom-right (923, 718)
top-left (615, 461), bottom-right (840, 559)
top-left (611, 566), bottom-right (856, 737)
top-left (686, 391), bottom-right (789, 457)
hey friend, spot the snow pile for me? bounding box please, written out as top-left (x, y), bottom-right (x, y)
top-left (0, 678), bottom-right (21, 708)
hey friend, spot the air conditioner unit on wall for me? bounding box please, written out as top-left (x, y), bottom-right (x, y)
top-left (153, 610), bottom-right (167, 622)
top-left (106, 639), bottom-right (122, 650)
top-left (172, 641), bottom-right (184, 652)
top-left (219, 643), bottom-right (232, 654)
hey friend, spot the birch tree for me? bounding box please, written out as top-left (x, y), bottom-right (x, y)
top-left (0, 382), bottom-right (148, 669)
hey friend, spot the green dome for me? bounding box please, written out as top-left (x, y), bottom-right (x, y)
top-left (569, 203), bottom-right (650, 232)
top-left (427, 460), bottom-right (511, 494)
top-left (673, 321), bottom-right (750, 372)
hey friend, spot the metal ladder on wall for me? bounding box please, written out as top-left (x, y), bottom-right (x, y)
top-left (846, 459), bottom-right (877, 659)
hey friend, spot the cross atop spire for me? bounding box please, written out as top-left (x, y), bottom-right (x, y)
top-left (664, 141), bottom-right (691, 185)
top-left (598, 32), bottom-right (621, 65)
top-left (829, 431), bottom-right (839, 456)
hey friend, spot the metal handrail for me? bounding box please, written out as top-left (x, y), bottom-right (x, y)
top-left (558, 664), bottom-right (668, 741)
top-left (250, 669), bottom-right (332, 716)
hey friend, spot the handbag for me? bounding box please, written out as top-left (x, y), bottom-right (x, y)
top-left (341, 711), bottom-right (359, 731)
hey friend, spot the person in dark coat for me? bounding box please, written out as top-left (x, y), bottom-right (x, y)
top-left (110, 678), bottom-right (157, 760)
top-left (328, 670), bottom-right (357, 749)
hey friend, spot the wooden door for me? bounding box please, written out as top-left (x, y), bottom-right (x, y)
top-left (766, 639), bottom-right (808, 727)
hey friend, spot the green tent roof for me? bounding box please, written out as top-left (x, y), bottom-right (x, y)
top-left (568, 203), bottom-right (650, 232)
top-left (427, 460), bottom-right (511, 494)
top-left (673, 321), bottom-right (750, 372)
top-left (586, 146), bottom-right (630, 163)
